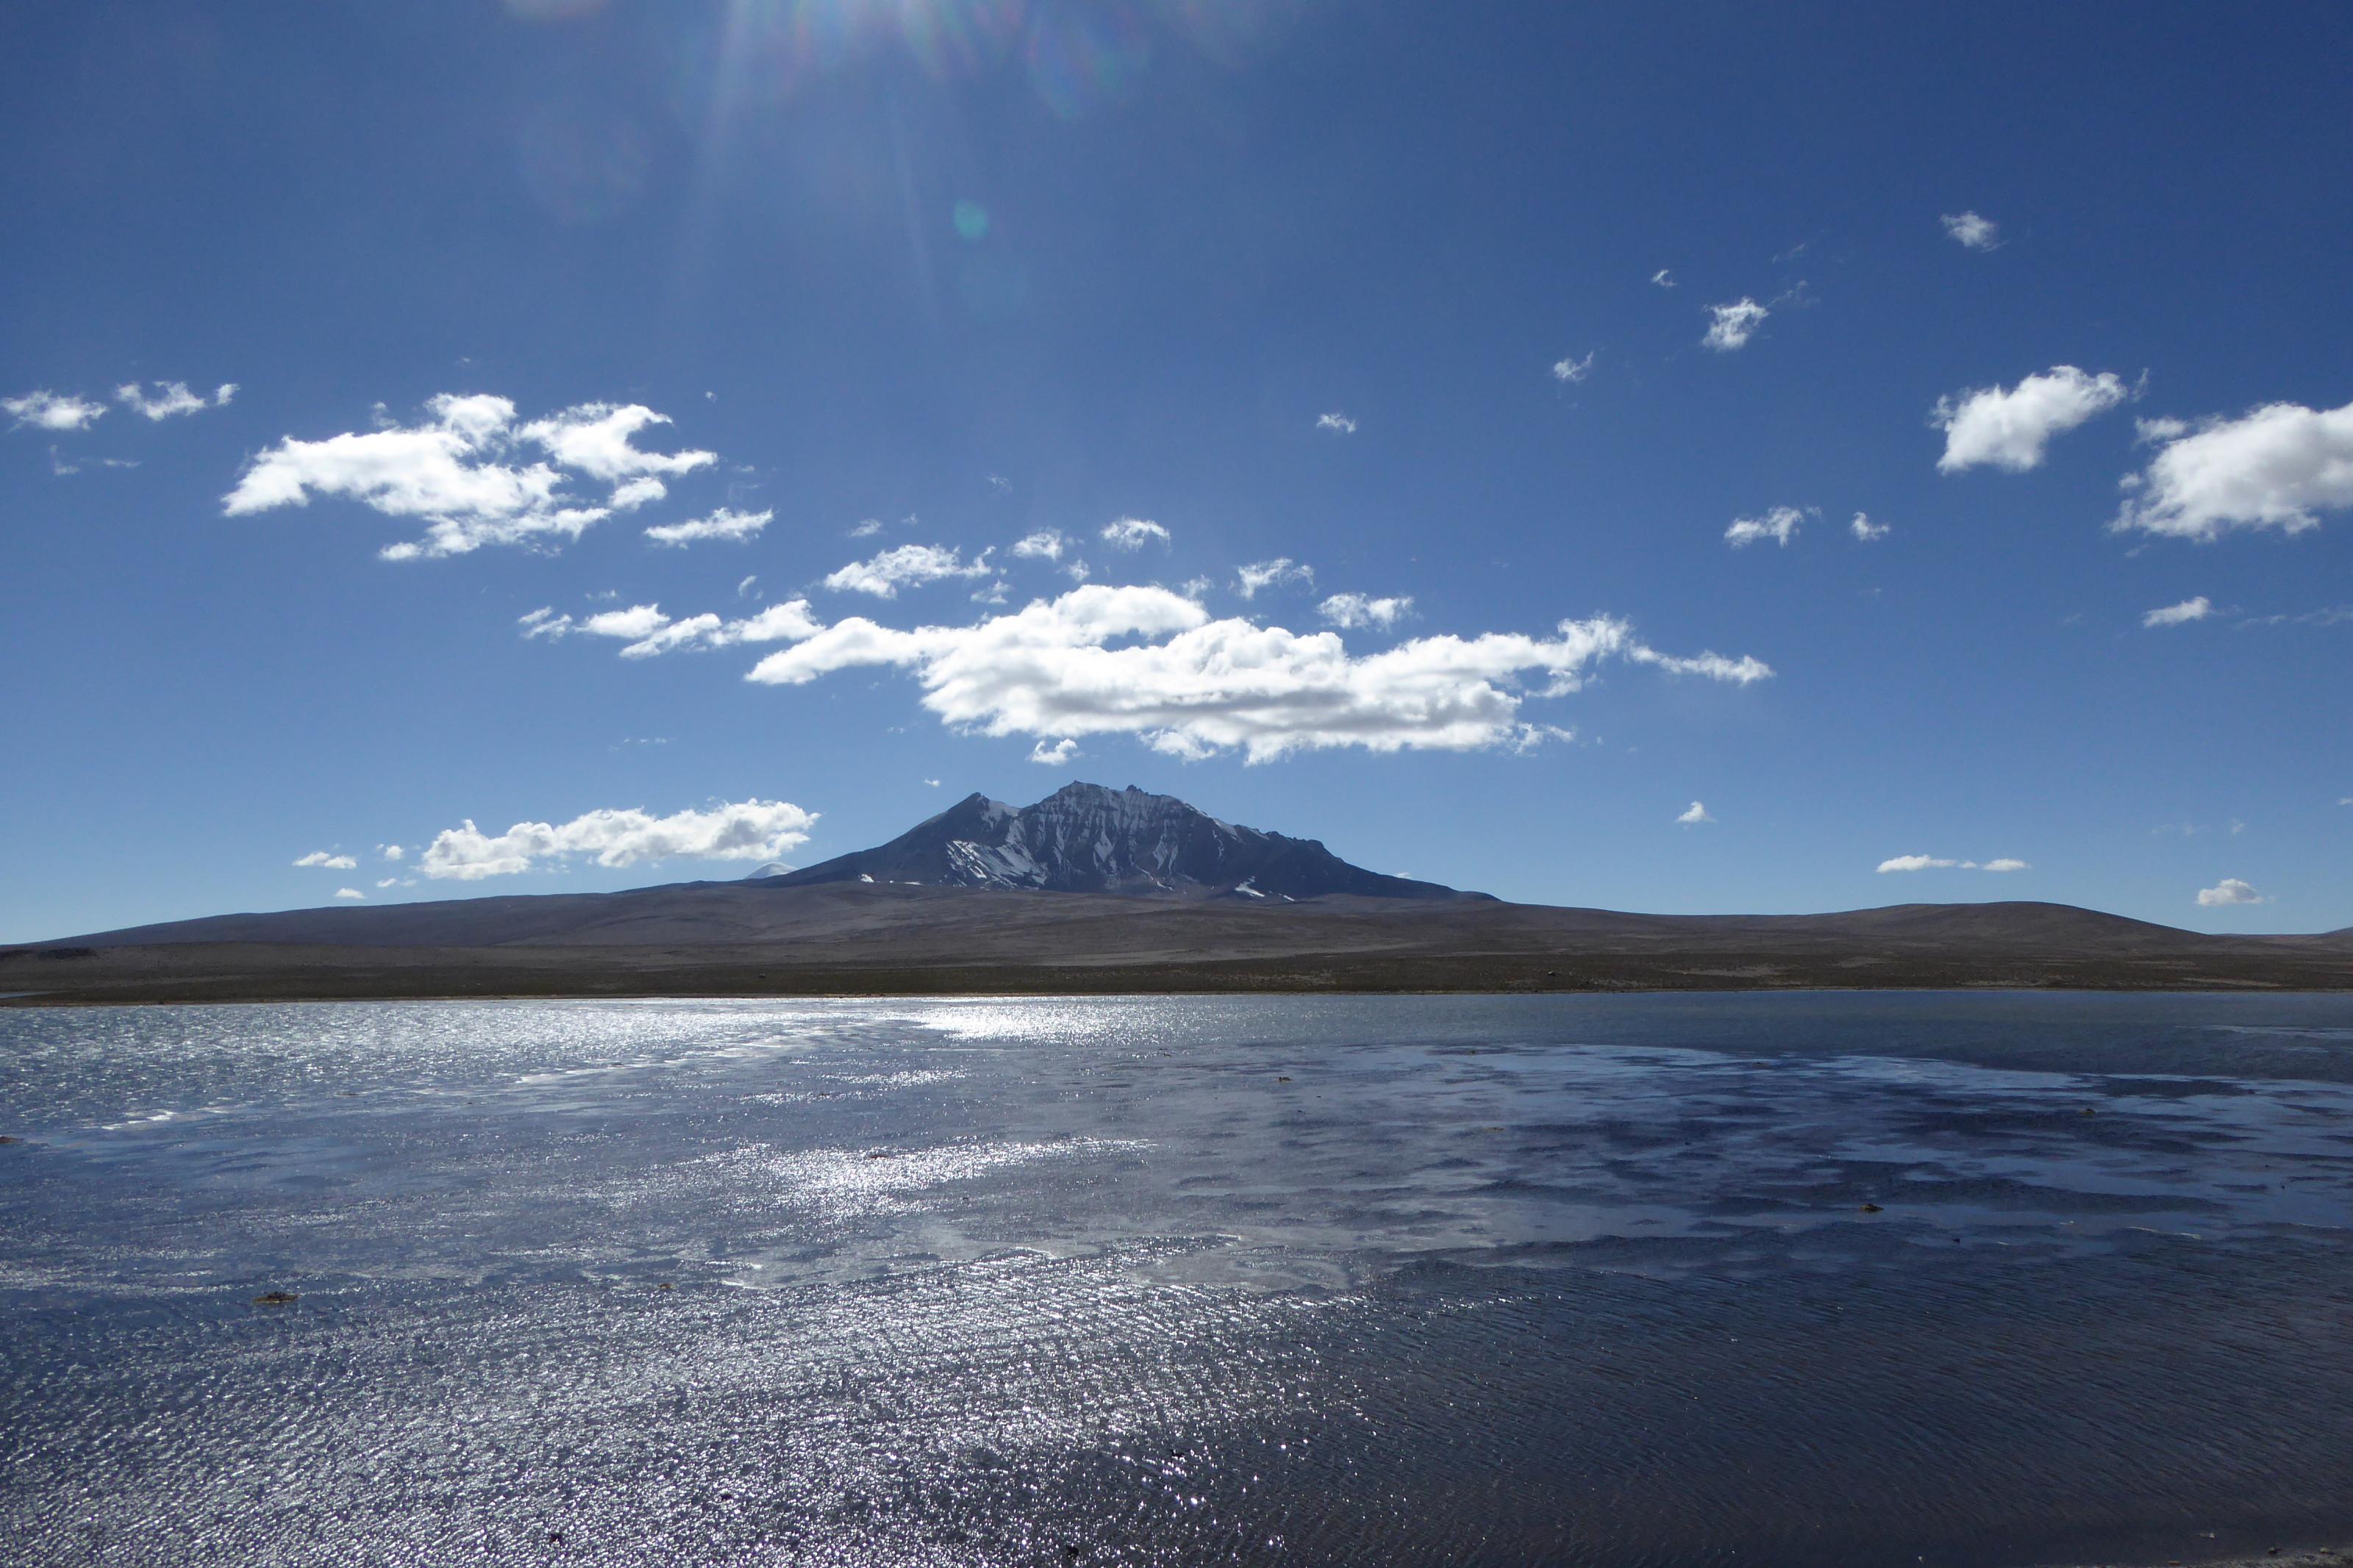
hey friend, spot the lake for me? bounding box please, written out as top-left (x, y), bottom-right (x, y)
top-left (4, 992), bottom-right (2352, 1566)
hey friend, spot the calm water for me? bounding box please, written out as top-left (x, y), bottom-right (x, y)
top-left (4, 992), bottom-right (2353, 1567)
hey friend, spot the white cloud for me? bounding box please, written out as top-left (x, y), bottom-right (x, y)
top-left (2142, 595), bottom-right (2213, 629)
top-left (420, 798), bottom-right (818, 881)
top-left (1850, 512), bottom-right (1890, 542)
top-left (643, 506), bottom-right (773, 546)
top-left (609, 476), bottom-right (668, 512)
top-left (1940, 211), bottom-right (2001, 251)
top-left (1100, 517), bottom-right (1170, 551)
top-left (115, 381), bottom-right (227, 420)
top-left (1932, 366), bottom-right (2129, 473)
top-left (972, 579), bottom-right (1010, 604)
top-left (1980, 858), bottom-right (2030, 873)
top-left (743, 584), bottom-right (1769, 764)
top-left (1702, 298), bottom-right (1768, 351)
top-left (1650, 269), bottom-right (1675, 289)
top-left (4, 390), bottom-right (108, 431)
top-left (516, 403), bottom-right (715, 493)
top-left (294, 851), bottom-right (358, 870)
top-left (335, 888), bottom-right (365, 901)
top-left (850, 517), bottom-right (884, 537)
top-left (1319, 593), bottom-right (1413, 630)
top-left (1316, 412), bottom-right (1358, 434)
top-left (1029, 737), bottom-right (1080, 766)
top-left (222, 395), bottom-right (716, 559)
top-left (376, 878), bottom-right (401, 889)
top-left (1236, 558), bottom-right (1314, 598)
top-left (1725, 506), bottom-right (1804, 548)
top-left (2196, 877), bottom-right (2267, 907)
top-left (986, 474), bottom-right (1012, 494)
top-left (380, 845), bottom-right (405, 862)
top-left (2136, 416), bottom-right (2190, 445)
top-left (521, 598), bottom-right (821, 659)
top-left (1878, 853), bottom-right (2031, 873)
top-left (1677, 801), bottom-right (1714, 825)
top-left (1551, 351), bottom-right (1595, 384)
top-left (824, 543), bottom-right (994, 598)
top-left (1011, 529), bottom-right (1067, 560)
top-left (2113, 398), bottom-right (2353, 540)
top-left (1063, 559), bottom-right (1091, 584)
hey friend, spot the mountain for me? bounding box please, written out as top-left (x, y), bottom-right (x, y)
top-left (764, 781), bottom-right (1485, 901)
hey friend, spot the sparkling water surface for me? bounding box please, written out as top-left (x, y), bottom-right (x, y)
top-left (4, 992), bottom-right (2353, 1566)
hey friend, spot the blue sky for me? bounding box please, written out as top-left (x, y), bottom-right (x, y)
top-left (4, 1), bottom-right (2349, 941)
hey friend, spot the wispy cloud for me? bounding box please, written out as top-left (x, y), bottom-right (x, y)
top-left (1236, 558), bottom-right (1315, 598)
top-left (1318, 593), bottom-right (1413, 630)
top-left (4, 390), bottom-right (108, 431)
top-left (2196, 877), bottom-right (2267, 907)
top-left (1932, 366), bottom-right (2129, 473)
top-left (1877, 854), bottom-right (2030, 873)
top-left (2142, 595), bottom-right (2213, 629)
top-left (643, 506), bottom-right (772, 546)
top-left (421, 798), bottom-right (818, 880)
top-left (293, 851), bottom-right (357, 870)
top-left (1850, 512), bottom-right (1890, 542)
top-left (1940, 211), bottom-right (2002, 251)
top-left (1100, 517), bottom-right (1171, 551)
top-left (1316, 412), bottom-right (1358, 434)
top-left (1702, 298), bottom-right (1768, 351)
top-left (2114, 398), bottom-right (2353, 540)
top-left (824, 543), bottom-right (993, 598)
top-left (1650, 269), bottom-right (1676, 289)
top-left (1551, 351), bottom-right (1596, 384)
top-left (1677, 801), bottom-right (1714, 825)
top-left (115, 380), bottom-right (235, 420)
top-left (1029, 737), bottom-right (1080, 766)
top-left (742, 584), bottom-right (1769, 763)
top-left (1726, 506), bottom-right (1804, 548)
top-left (520, 598), bottom-right (821, 659)
top-left (1011, 529), bottom-right (1067, 561)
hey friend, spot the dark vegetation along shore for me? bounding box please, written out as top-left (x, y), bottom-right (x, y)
top-left (6, 881), bottom-right (2350, 1006)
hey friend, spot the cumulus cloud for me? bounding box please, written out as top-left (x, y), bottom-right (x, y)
top-left (335, 888), bottom-right (365, 901)
top-left (643, 506), bottom-right (773, 546)
top-left (609, 476), bottom-right (666, 512)
top-left (824, 543), bottom-right (993, 598)
top-left (420, 798), bottom-right (818, 881)
top-left (1100, 517), bottom-right (1170, 551)
top-left (1551, 351), bottom-right (1596, 384)
top-left (2142, 595), bottom-right (2213, 629)
top-left (2113, 398), bottom-right (2353, 540)
top-left (380, 845), bottom-right (405, 862)
top-left (2196, 877), bottom-right (2267, 907)
top-left (1319, 593), bottom-right (1414, 630)
top-left (1877, 854), bottom-right (2031, 873)
top-left (223, 394), bottom-right (718, 559)
top-left (1316, 412), bottom-right (1358, 434)
top-left (1725, 506), bottom-right (1804, 548)
top-left (1236, 558), bottom-right (1314, 598)
top-left (1932, 366), bottom-right (2129, 473)
top-left (1851, 512), bottom-right (1890, 542)
top-left (1011, 529), bottom-right (1067, 560)
top-left (115, 381), bottom-right (234, 420)
top-left (1677, 801), bottom-right (1714, 825)
top-left (521, 598), bottom-right (821, 659)
top-left (1702, 298), bottom-right (1768, 351)
top-left (743, 584), bottom-right (1769, 764)
top-left (293, 851), bottom-right (358, 870)
top-left (4, 390), bottom-right (108, 431)
top-left (1029, 737), bottom-right (1080, 766)
top-left (1940, 211), bottom-right (2001, 251)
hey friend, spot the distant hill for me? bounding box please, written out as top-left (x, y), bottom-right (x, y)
top-left (766, 781), bottom-right (1482, 901)
top-left (7, 783), bottom-right (2347, 1003)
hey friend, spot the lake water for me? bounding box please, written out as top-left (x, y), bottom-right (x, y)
top-left (4, 992), bottom-right (2353, 1567)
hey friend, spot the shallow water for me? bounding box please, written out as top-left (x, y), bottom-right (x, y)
top-left (4, 992), bottom-right (2352, 1566)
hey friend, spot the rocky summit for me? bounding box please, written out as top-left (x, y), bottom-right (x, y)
top-left (762, 781), bottom-right (1483, 901)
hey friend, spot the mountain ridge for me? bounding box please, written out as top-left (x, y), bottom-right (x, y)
top-left (764, 781), bottom-right (1484, 902)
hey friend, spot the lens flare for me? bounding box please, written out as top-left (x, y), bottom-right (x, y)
top-left (952, 198), bottom-right (991, 240)
top-left (1024, 1), bottom-right (1153, 120)
top-left (1151, 0), bottom-right (1306, 66)
top-left (897, 0), bottom-right (1028, 79)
